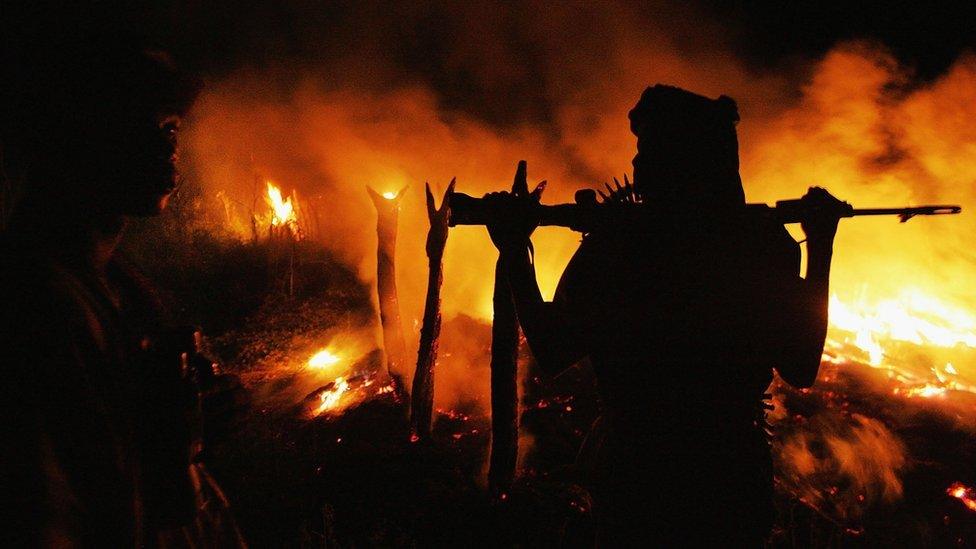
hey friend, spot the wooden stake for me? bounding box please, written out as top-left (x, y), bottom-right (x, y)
top-left (486, 161), bottom-right (545, 497)
top-left (489, 256), bottom-right (519, 497)
top-left (410, 179), bottom-right (455, 440)
top-left (367, 185), bottom-right (409, 382)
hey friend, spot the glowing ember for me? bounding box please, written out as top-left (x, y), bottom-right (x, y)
top-left (382, 191), bottom-right (397, 200)
top-left (893, 384), bottom-right (947, 399)
top-left (308, 349), bottom-right (341, 369)
top-left (947, 482), bottom-right (976, 512)
top-left (315, 376), bottom-right (350, 415)
top-left (266, 181), bottom-right (297, 226)
top-left (307, 373), bottom-right (398, 418)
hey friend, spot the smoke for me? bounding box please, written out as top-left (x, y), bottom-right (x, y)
top-left (743, 43), bottom-right (976, 314)
top-left (178, 3), bottom-right (799, 307)
top-left (774, 409), bottom-right (908, 523)
top-left (177, 0), bottom-right (801, 413)
top-left (169, 4), bottom-right (976, 514)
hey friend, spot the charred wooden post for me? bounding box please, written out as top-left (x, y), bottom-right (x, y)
top-left (367, 186), bottom-right (409, 383)
top-left (489, 257), bottom-right (520, 497)
top-left (410, 179), bottom-right (455, 440)
top-left (486, 161), bottom-right (546, 497)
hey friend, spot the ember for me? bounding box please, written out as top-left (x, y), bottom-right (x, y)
top-left (315, 376), bottom-right (349, 415)
top-left (894, 384), bottom-right (947, 399)
top-left (306, 373), bottom-right (397, 418)
top-left (947, 483), bottom-right (976, 513)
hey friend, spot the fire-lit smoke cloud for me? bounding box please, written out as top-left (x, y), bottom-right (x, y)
top-left (177, 4), bottom-right (974, 494)
top-left (743, 43), bottom-right (976, 314)
top-left (179, 0), bottom-right (801, 319)
top-left (178, 0), bottom-right (799, 411)
top-left (184, 43), bottom-right (971, 368)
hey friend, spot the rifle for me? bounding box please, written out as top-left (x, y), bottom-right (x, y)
top-left (448, 189), bottom-right (961, 232)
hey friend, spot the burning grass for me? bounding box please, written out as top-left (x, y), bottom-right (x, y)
top-left (767, 304), bottom-right (976, 544)
top-left (119, 179), bottom-right (976, 545)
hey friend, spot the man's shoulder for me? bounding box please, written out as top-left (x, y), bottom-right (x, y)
top-left (1, 246), bottom-right (96, 328)
top-left (731, 215), bottom-right (801, 278)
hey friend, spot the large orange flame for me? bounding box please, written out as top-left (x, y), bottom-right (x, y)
top-left (266, 181), bottom-right (297, 227)
top-left (826, 289), bottom-right (976, 399)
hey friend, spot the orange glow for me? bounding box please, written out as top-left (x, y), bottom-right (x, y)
top-left (266, 181), bottom-right (297, 227)
top-left (947, 482), bottom-right (976, 512)
top-left (185, 40), bottom-right (976, 425)
top-left (315, 376), bottom-right (349, 415)
top-left (893, 384), bottom-right (947, 399)
top-left (826, 289), bottom-right (976, 399)
top-left (382, 191), bottom-right (397, 200)
top-left (830, 291), bottom-right (976, 365)
top-left (308, 349), bottom-right (341, 369)
top-left (308, 373), bottom-right (397, 418)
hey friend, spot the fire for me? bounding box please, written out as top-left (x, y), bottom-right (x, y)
top-left (308, 349), bottom-right (341, 369)
top-left (826, 289), bottom-right (976, 399)
top-left (830, 290), bottom-right (976, 363)
top-left (315, 376), bottom-right (350, 415)
top-left (894, 384), bottom-right (947, 399)
top-left (307, 373), bottom-right (398, 418)
top-left (266, 181), bottom-right (297, 227)
top-left (168, 28), bottom-right (976, 539)
top-left (947, 482), bottom-right (976, 512)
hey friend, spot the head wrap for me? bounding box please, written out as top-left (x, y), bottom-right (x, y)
top-left (628, 84), bottom-right (744, 204)
top-left (628, 84), bottom-right (739, 138)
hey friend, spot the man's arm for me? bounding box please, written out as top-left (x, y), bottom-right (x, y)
top-left (485, 161), bottom-right (589, 376)
top-left (776, 187), bottom-right (846, 388)
top-left (498, 246), bottom-right (588, 375)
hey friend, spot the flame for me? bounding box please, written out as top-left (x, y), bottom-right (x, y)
top-left (772, 285), bottom-right (976, 524)
top-left (168, 28), bottom-right (976, 536)
top-left (830, 290), bottom-right (976, 360)
top-left (826, 289), bottom-right (976, 399)
top-left (315, 376), bottom-right (350, 415)
top-left (382, 191), bottom-right (397, 200)
top-left (266, 181), bottom-right (297, 226)
top-left (308, 349), bottom-right (341, 369)
top-left (947, 482), bottom-right (976, 512)
top-left (308, 373), bottom-right (398, 418)
top-left (893, 384), bottom-right (947, 399)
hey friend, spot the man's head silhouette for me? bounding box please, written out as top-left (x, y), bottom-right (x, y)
top-left (3, 35), bottom-right (200, 225)
top-left (628, 84), bottom-right (744, 208)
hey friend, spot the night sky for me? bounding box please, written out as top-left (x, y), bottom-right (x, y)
top-left (6, 1), bottom-right (975, 127)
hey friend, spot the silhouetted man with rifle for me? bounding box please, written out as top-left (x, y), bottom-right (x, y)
top-left (480, 85), bottom-right (848, 545)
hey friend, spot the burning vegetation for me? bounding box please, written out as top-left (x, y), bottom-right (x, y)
top-left (6, 1), bottom-right (976, 545)
top-left (102, 28), bottom-right (976, 547)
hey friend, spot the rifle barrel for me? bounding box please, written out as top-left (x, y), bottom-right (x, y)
top-left (770, 200), bottom-right (962, 223)
top-left (852, 206), bottom-right (961, 217)
top-left (448, 191), bottom-right (962, 231)
top-left (850, 205), bottom-right (961, 223)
